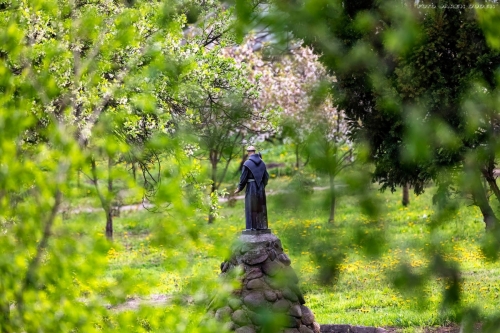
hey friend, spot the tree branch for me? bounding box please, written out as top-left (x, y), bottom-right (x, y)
top-left (16, 189), bottom-right (62, 317)
top-left (91, 157), bottom-right (110, 214)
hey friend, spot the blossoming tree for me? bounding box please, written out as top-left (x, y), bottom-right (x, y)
top-left (225, 37), bottom-right (352, 222)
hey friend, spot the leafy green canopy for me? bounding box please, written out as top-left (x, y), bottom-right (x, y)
top-left (0, 0), bottom-right (248, 331)
top-left (232, 0), bottom-right (500, 329)
top-left (241, 0), bottom-right (500, 220)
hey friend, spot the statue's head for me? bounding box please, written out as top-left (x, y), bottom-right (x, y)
top-left (246, 145), bottom-right (256, 156)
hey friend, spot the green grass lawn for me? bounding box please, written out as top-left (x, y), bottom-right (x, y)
top-left (72, 182), bottom-right (500, 332)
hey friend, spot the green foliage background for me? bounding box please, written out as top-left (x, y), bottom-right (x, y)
top-left (2, 0), bottom-right (500, 332)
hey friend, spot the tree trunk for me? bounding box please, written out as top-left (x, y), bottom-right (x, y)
top-left (295, 144), bottom-right (299, 170)
top-left (0, 310), bottom-right (8, 333)
top-left (91, 157), bottom-right (114, 240)
top-left (77, 169), bottom-right (81, 188)
top-left (238, 147), bottom-right (246, 172)
top-left (472, 171), bottom-right (499, 231)
top-left (0, 285), bottom-right (9, 333)
top-left (328, 172), bottom-right (336, 223)
top-left (209, 152), bottom-right (217, 224)
top-left (132, 162), bottom-right (136, 181)
top-left (402, 183), bottom-right (410, 207)
top-left (489, 178), bottom-right (500, 204)
top-left (477, 199), bottom-right (498, 231)
top-left (303, 153), bottom-right (310, 167)
top-left (105, 209), bottom-right (113, 240)
top-left (482, 168), bottom-right (500, 205)
top-left (106, 156), bottom-right (113, 240)
top-left (208, 207), bottom-right (216, 224)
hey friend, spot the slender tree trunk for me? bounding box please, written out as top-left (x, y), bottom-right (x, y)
top-left (476, 198), bottom-right (498, 231)
top-left (488, 177), bottom-right (500, 204)
top-left (402, 183), bottom-right (410, 207)
top-left (303, 153), bottom-right (310, 167)
top-left (91, 157), bottom-right (113, 240)
top-left (0, 285), bottom-right (9, 333)
top-left (106, 156), bottom-right (113, 240)
top-left (0, 310), bottom-right (8, 333)
top-left (105, 210), bottom-right (113, 240)
top-left (482, 167), bottom-right (500, 205)
top-left (132, 162), bottom-right (136, 181)
top-left (295, 144), bottom-right (299, 170)
top-left (238, 147), bottom-right (246, 172)
top-left (77, 168), bottom-right (81, 188)
top-left (208, 207), bottom-right (216, 224)
top-left (208, 152), bottom-right (217, 224)
top-left (328, 172), bottom-right (336, 223)
top-left (472, 171), bottom-right (499, 230)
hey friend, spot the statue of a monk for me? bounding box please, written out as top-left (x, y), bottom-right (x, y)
top-left (234, 146), bottom-right (270, 230)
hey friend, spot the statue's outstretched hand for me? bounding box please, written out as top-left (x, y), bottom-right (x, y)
top-left (233, 189), bottom-right (239, 195)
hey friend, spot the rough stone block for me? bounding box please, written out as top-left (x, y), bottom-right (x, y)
top-left (246, 278), bottom-right (269, 290)
top-left (351, 326), bottom-right (377, 333)
top-left (284, 329), bottom-right (300, 333)
top-left (228, 298), bottom-right (243, 311)
top-left (262, 259), bottom-right (284, 276)
top-left (243, 291), bottom-right (267, 310)
top-left (240, 233), bottom-right (278, 246)
top-left (221, 261), bottom-right (229, 273)
top-left (285, 316), bottom-right (300, 328)
top-left (320, 325), bottom-right (385, 333)
top-left (244, 250), bottom-right (269, 265)
top-left (282, 287), bottom-right (299, 302)
top-left (235, 326), bottom-right (256, 333)
top-left (290, 284), bottom-right (305, 304)
top-left (289, 304), bottom-right (302, 318)
top-left (273, 299), bottom-right (291, 312)
top-left (245, 267), bottom-right (263, 280)
top-left (246, 309), bottom-right (267, 326)
top-left (269, 249), bottom-right (277, 261)
top-left (278, 253), bottom-right (292, 266)
top-left (240, 243), bottom-right (252, 254)
top-left (264, 275), bottom-right (286, 289)
top-left (264, 290), bottom-right (277, 302)
top-left (299, 325), bottom-right (315, 333)
top-left (232, 309), bottom-right (249, 326)
top-left (300, 306), bottom-right (315, 325)
top-left (272, 239), bottom-right (283, 251)
top-left (215, 306), bottom-right (232, 321)
top-left (319, 325), bottom-right (351, 333)
top-left (284, 266), bottom-right (299, 283)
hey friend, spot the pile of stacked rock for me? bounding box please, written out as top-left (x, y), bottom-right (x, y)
top-left (215, 232), bottom-right (321, 333)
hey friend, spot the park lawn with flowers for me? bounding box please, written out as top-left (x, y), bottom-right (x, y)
top-left (74, 183), bottom-right (500, 332)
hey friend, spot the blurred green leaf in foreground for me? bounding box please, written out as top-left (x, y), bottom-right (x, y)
top-left (232, 0), bottom-right (500, 331)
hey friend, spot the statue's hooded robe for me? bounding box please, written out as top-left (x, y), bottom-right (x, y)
top-left (237, 154), bottom-right (269, 230)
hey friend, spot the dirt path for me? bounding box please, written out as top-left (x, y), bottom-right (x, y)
top-left (106, 294), bottom-right (173, 311)
top-left (67, 187), bottom-right (331, 215)
top-left (69, 202), bottom-right (154, 214)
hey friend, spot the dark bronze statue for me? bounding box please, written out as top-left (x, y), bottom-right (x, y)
top-left (234, 146), bottom-right (270, 230)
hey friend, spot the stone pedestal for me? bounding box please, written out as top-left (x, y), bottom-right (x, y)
top-left (241, 229), bottom-right (272, 235)
top-left (216, 232), bottom-right (321, 333)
